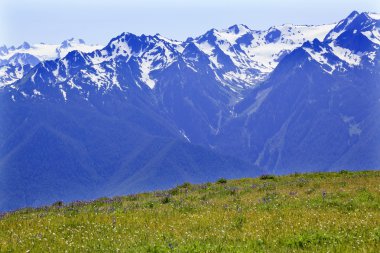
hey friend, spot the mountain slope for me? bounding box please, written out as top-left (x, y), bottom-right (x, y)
top-left (0, 86), bottom-right (258, 211)
top-left (1, 170), bottom-right (379, 252)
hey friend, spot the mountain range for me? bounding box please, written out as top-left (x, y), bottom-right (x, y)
top-left (0, 11), bottom-right (379, 211)
top-left (0, 38), bottom-right (101, 87)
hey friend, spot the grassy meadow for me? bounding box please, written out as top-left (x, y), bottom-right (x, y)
top-left (0, 170), bottom-right (379, 252)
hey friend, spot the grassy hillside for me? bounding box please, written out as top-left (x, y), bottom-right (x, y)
top-left (0, 170), bottom-right (379, 252)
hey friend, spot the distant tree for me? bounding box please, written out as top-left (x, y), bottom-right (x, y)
top-left (259, 174), bottom-right (276, 180)
top-left (217, 178), bottom-right (227, 184)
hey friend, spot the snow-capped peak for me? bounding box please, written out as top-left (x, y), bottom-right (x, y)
top-left (300, 12), bottom-right (380, 75)
top-left (17, 42), bottom-right (31, 50)
top-left (0, 39), bottom-right (102, 62)
top-left (187, 22), bottom-right (335, 88)
top-left (324, 11), bottom-right (380, 42)
top-left (227, 24), bottom-right (251, 34)
top-left (3, 12), bottom-right (377, 95)
top-left (60, 38), bottom-right (86, 49)
top-left (0, 39), bottom-right (102, 87)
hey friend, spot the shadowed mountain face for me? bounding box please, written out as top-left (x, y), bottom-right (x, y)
top-left (0, 11), bottom-right (379, 211)
top-left (0, 95), bottom-right (257, 211)
top-left (216, 47), bottom-right (380, 173)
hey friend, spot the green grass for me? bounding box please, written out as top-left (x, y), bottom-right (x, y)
top-left (1, 170), bottom-right (379, 252)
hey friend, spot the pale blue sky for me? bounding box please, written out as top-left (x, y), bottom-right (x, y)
top-left (1, 0), bottom-right (379, 46)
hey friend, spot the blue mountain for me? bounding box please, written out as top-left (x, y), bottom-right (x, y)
top-left (215, 11), bottom-right (380, 173)
top-left (0, 11), bottom-right (378, 211)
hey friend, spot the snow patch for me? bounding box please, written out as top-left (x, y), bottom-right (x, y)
top-left (304, 47), bottom-right (336, 74)
top-left (362, 30), bottom-right (380, 45)
top-left (349, 123), bottom-right (361, 136)
top-left (331, 45), bottom-right (361, 66)
top-left (179, 130), bottom-right (191, 142)
top-left (33, 89), bottom-right (41, 96)
top-left (367, 13), bottom-right (380, 20)
top-left (60, 88), bottom-right (67, 101)
top-left (139, 60), bottom-right (155, 89)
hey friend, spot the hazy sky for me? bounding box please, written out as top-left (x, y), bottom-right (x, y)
top-left (1, 0), bottom-right (379, 46)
